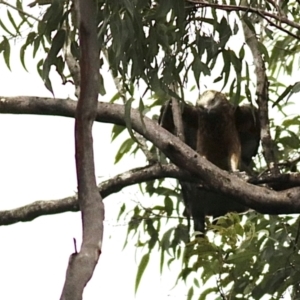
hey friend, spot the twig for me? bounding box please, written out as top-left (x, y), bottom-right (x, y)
top-left (0, 0), bottom-right (40, 22)
top-left (257, 12), bottom-right (300, 40)
top-left (63, 39), bottom-right (81, 98)
top-left (187, 0), bottom-right (300, 31)
top-left (170, 83), bottom-right (185, 142)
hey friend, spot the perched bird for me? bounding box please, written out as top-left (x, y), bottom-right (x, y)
top-left (196, 90), bottom-right (241, 171)
top-left (159, 90), bottom-right (260, 235)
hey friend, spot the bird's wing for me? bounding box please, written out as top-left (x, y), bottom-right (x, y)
top-left (235, 105), bottom-right (261, 166)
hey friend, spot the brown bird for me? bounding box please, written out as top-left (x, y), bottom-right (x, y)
top-left (196, 90), bottom-right (241, 171)
top-left (159, 90), bottom-right (260, 235)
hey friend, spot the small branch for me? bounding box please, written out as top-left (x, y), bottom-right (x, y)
top-left (278, 155), bottom-right (300, 169)
top-left (241, 7), bottom-right (279, 175)
top-left (0, 0), bottom-right (40, 22)
top-left (249, 173), bottom-right (300, 189)
top-left (187, 0), bottom-right (300, 31)
top-left (170, 84), bottom-right (185, 142)
top-left (258, 13), bottom-right (300, 40)
top-left (0, 164), bottom-right (194, 226)
top-left (63, 40), bottom-right (81, 98)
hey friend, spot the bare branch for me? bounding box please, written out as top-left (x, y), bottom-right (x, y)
top-left (1, 97), bottom-right (300, 214)
top-left (170, 84), bottom-right (185, 142)
top-left (259, 13), bottom-right (300, 40)
top-left (64, 41), bottom-right (81, 97)
top-left (188, 0), bottom-right (300, 32)
top-left (0, 164), bottom-right (193, 226)
top-left (0, 0), bottom-right (40, 22)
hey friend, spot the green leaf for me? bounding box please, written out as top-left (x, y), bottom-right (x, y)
top-left (135, 253), bottom-right (150, 294)
top-left (279, 135), bottom-right (299, 149)
top-left (20, 32), bottom-right (36, 71)
top-left (221, 50), bottom-right (231, 90)
top-left (117, 203), bottom-right (126, 221)
top-left (40, 1), bottom-right (64, 36)
top-left (198, 287), bottom-right (217, 300)
top-left (160, 227), bottom-right (175, 273)
top-left (111, 124), bottom-right (126, 141)
top-left (192, 55), bottom-right (201, 87)
top-left (0, 18), bottom-right (14, 36)
top-left (265, 27), bottom-right (274, 40)
top-left (99, 73), bottom-right (106, 95)
top-left (292, 81), bottom-right (300, 93)
top-left (7, 9), bottom-right (20, 36)
top-left (187, 286), bottom-right (194, 300)
top-left (239, 45), bottom-right (245, 60)
top-left (33, 35), bottom-right (42, 58)
top-left (42, 29), bottom-right (66, 93)
top-left (218, 16), bottom-right (231, 47)
top-left (109, 91), bottom-right (121, 103)
top-left (164, 196), bottom-right (173, 217)
top-left (114, 138), bottom-right (134, 164)
top-left (0, 37), bottom-right (11, 70)
top-left (282, 116), bottom-right (300, 127)
top-left (258, 41), bottom-right (270, 62)
top-left (273, 85), bottom-right (293, 107)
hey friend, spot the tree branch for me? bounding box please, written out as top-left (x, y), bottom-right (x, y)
top-left (188, 0), bottom-right (300, 32)
top-left (1, 97), bottom-right (300, 214)
top-left (60, 0), bottom-right (103, 299)
top-left (170, 83), bottom-right (185, 143)
top-left (0, 164), bottom-right (194, 226)
top-left (241, 8), bottom-right (279, 175)
top-left (63, 39), bottom-right (81, 97)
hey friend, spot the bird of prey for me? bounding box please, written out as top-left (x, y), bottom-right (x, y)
top-left (159, 90), bottom-right (260, 235)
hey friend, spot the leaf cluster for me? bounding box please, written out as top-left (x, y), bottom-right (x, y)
top-left (179, 213), bottom-right (300, 300)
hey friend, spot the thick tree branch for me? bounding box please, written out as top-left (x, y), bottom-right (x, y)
top-left (1, 97), bottom-right (300, 214)
top-left (60, 1), bottom-right (103, 299)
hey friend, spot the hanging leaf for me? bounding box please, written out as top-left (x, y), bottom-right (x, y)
top-left (135, 253), bottom-right (150, 294)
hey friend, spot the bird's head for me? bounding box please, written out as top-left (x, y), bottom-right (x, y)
top-left (196, 90), bottom-right (230, 113)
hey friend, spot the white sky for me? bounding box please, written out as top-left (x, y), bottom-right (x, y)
top-left (0, 2), bottom-right (299, 300)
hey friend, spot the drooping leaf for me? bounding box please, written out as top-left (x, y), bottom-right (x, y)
top-left (135, 253), bottom-right (150, 294)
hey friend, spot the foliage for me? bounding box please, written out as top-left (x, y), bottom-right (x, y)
top-left (181, 213), bottom-right (300, 299)
top-left (1, 0), bottom-right (300, 298)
